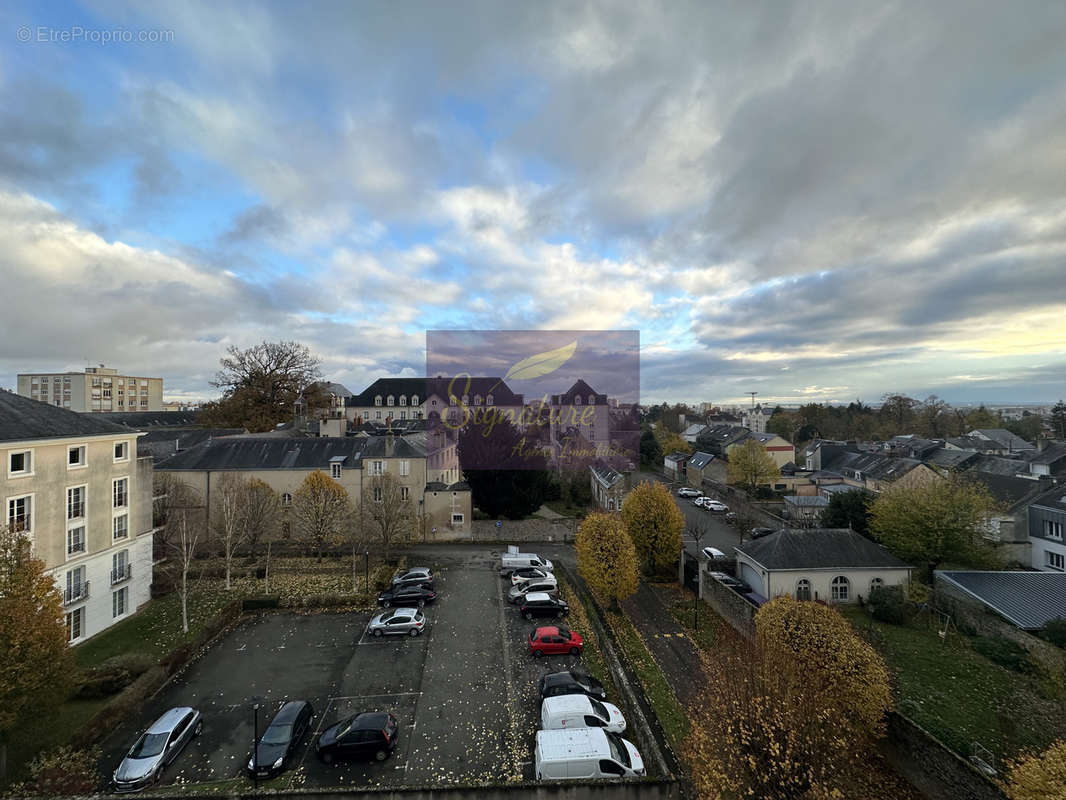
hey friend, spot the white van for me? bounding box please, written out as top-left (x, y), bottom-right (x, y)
top-left (541, 694), bottom-right (627, 733)
top-left (500, 552), bottom-right (554, 574)
top-left (534, 728), bottom-right (644, 780)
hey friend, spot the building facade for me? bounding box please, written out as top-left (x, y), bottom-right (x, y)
top-left (18, 365), bottom-right (164, 413)
top-left (1, 391), bottom-right (152, 644)
top-left (1028, 487), bottom-right (1066, 572)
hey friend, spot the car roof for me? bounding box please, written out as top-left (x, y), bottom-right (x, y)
top-left (542, 672), bottom-right (577, 687)
top-left (536, 728), bottom-right (611, 759)
top-left (148, 707), bottom-right (194, 733)
top-left (534, 625), bottom-right (564, 636)
top-left (400, 567), bottom-right (430, 575)
top-left (525, 592), bottom-right (553, 602)
top-left (379, 606), bottom-right (417, 618)
top-left (351, 712), bottom-right (390, 729)
top-left (542, 694), bottom-right (594, 713)
top-left (271, 700), bottom-right (309, 724)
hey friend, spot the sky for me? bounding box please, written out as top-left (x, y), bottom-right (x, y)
top-left (1, 1), bottom-right (1065, 407)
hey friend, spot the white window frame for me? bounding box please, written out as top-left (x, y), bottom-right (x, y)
top-left (387, 395), bottom-right (395, 407)
top-left (330, 463), bottom-right (342, 479)
top-left (7, 449), bottom-right (33, 478)
top-left (870, 577), bottom-right (884, 593)
top-left (1047, 551), bottom-right (1065, 571)
top-left (372, 460), bottom-right (384, 476)
top-left (66, 525), bottom-right (86, 558)
top-left (67, 484), bottom-right (87, 521)
top-left (113, 477), bottom-right (129, 510)
top-left (376, 411), bottom-right (382, 420)
top-left (451, 512), bottom-right (465, 525)
top-left (831, 575), bottom-right (850, 602)
top-left (113, 513), bottom-right (129, 541)
top-left (6, 493), bottom-right (33, 537)
top-left (375, 395), bottom-right (382, 406)
top-left (412, 395), bottom-right (419, 406)
top-left (373, 487), bottom-right (383, 502)
top-left (113, 586), bottom-right (128, 618)
top-left (399, 395), bottom-right (407, 406)
top-left (68, 444), bottom-right (88, 470)
top-left (67, 607), bottom-right (84, 642)
top-left (281, 493), bottom-right (292, 507)
top-left (795, 579), bottom-right (812, 601)
top-left (114, 441), bottom-right (130, 462)
top-left (1044, 519), bottom-right (1064, 541)
top-left (400, 486), bottom-right (409, 501)
top-left (400, 460), bottom-right (410, 477)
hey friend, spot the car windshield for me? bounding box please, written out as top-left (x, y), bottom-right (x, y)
top-left (589, 697), bottom-right (609, 719)
top-left (261, 723), bottom-right (292, 745)
top-left (129, 731), bottom-right (168, 758)
top-left (607, 732), bottom-right (631, 767)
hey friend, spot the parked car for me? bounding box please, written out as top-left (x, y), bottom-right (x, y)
top-left (315, 712), bottom-right (398, 763)
top-left (707, 571), bottom-right (748, 593)
top-left (511, 567), bottom-right (556, 586)
top-left (247, 700), bottom-right (314, 779)
top-left (529, 626), bottom-right (583, 657)
top-left (539, 669), bottom-right (607, 701)
top-left (113, 707), bottom-right (203, 792)
top-left (703, 500), bottom-right (729, 512)
top-left (367, 607), bottom-right (426, 637)
top-left (391, 567), bottom-right (434, 589)
top-left (692, 497), bottom-right (708, 507)
top-left (521, 592), bottom-right (569, 620)
top-left (701, 546), bottom-right (727, 560)
top-left (509, 579), bottom-right (559, 604)
top-left (677, 487), bottom-right (702, 498)
top-left (377, 584), bottom-right (436, 608)
top-left (535, 728), bottom-right (644, 780)
top-left (501, 552), bottom-right (554, 575)
top-left (541, 693), bottom-right (626, 733)
top-left (750, 527), bottom-right (775, 539)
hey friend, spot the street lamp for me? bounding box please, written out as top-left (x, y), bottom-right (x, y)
top-left (364, 550), bottom-right (369, 592)
top-left (250, 696), bottom-right (263, 789)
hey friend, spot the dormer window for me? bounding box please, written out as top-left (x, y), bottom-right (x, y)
top-left (474, 395), bottom-right (482, 406)
top-left (411, 395), bottom-right (419, 406)
top-left (461, 394), bottom-right (469, 405)
top-left (588, 395), bottom-right (596, 405)
top-left (486, 394), bottom-right (493, 406)
top-left (387, 395), bottom-right (395, 406)
top-left (399, 395), bottom-right (407, 406)
top-left (574, 396), bottom-right (582, 405)
top-left (375, 395), bottom-right (382, 406)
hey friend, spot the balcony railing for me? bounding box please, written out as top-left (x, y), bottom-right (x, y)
top-left (63, 581), bottom-right (90, 606)
top-left (111, 565), bottom-right (132, 585)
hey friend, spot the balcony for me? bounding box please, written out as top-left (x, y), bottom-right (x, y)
top-left (63, 581), bottom-right (90, 606)
top-left (111, 564), bottom-right (132, 585)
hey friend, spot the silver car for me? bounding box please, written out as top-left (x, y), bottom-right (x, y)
top-left (367, 607), bottom-right (426, 637)
top-left (113, 707), bottom-right (203, 792)
top-left (509, 580), bottom-right (560, 604)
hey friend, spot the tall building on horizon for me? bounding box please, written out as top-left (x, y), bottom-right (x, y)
top-left (17, 365), bottom-right (163, 413)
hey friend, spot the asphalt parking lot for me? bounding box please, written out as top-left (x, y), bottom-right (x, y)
top-left (98, 547), bottom-right (591, 791)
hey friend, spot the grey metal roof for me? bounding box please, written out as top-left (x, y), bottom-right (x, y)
top-left (1028, 443), bottom-right (1066, 466)
top-left (0, 390), bottom-right (132, 442)
top-left (926, 447), bottom-right (980, 469)
top-left (737, 528), bottom-right (910, 571)
top-left (104, 410), bottom-right (202, 429)
top-left (936, 570), bottom-right (1066, 630)
top-left (590, 464), bottom-right (624, 488)
top-left (972, 429), bottom-right (1036, 452)
top-left (687, 451), bottom-right (714, 470)
top-left (1028, 484), bottom-right (1066, 513)
top-left (664, 451), bottom-right (689, 462)
top-left (157, 437), bottom-right (365, 471)
top-left (784, 495), bottom-right (828, 507)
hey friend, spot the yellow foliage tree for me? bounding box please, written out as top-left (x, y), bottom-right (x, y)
top-left (726, 439), bottom-right (781, 494)
top-left (291, 470), bottom-right (351, 560)
top-left (620, 481), bottom-right (685, 574)
top-left (576, 513), bottom-right (639, 608)
top-left (1005, 739), bottom-right (1066, 800)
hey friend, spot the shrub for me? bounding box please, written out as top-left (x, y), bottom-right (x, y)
top-left (6, 745), bottom-right (101, 796)
top-left (370, 563), bottom-right (396, 591)
top-left (973, 635), bottom-right (1033, 673)
top-left (73, 653), bottom-right (157, 698)
top-left (867, 585), bottom-right (908, 625)
top-left (1044, 617), bottom-right (1066, 649)
top-left (242, 595), bottom-right (281, 610)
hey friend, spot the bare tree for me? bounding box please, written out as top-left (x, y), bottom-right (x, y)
top-left (212, 474), bottom-right (248, 590)
top-left (363, 473), bottom-right (415, 560)
top-left (291, 471), bottom-right (351, 560)
top-left (240, 478), bottom-right (280, 559)
top-left (162, 481), bottom-right (207, 633)
top-left (345, 498), bottom-right (371, 593)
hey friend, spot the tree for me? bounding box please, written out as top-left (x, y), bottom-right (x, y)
top-left (1004, 413), bottom-right (1043, 445)
top-left (0, 526), bottom-right (75, 778)
top-left (576, 513), bottom-right (639, 608)
top-left (727, 439), bottom-right (781, 494)
top-left (239, 479), bottom-right (280, 559)
top-left (620, 481), bottom-right (685, 574)
top-left (211, 473), bottom-right (249, 590)
top-left (202, 340), bottom-right (323, 431)
top-left (766, 412), bottom-right (796, 442)
top-left (653, 421), bottom-right (692, 457)
top-left (290, 471), bottom-right (351, 560)
top-left (869, 476), bottom-right (1001, 580)
top-left (161, 481), bottom-right (207, 633)
top-left (1005, 739), bottom-right (1066, 800)
top-left (820, 488), bottom-right (873, 537)
top-left (879, 394), bottom-right (917, 435)
top-left (1051, 400), bottom-right (1066, 439)
top-left (6, 745), bottom-right (100, 796)
top-left (639, 427), bottom-right (662, 466)
top-left (964, 405), bottom-right (1000, 430)
top-left (458, 418), bottom-right (553, 519)
top-left (363, 472), bottom-right (415, 561)
top-left (916, 395), bottom-right (951, 438)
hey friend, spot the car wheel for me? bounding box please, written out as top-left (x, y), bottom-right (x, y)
top-left (570, 647), bottom-right (580, 656)
top-left (375, 749), bottom-right (388, 761)
top-left (524, 612), bottom-right (533, 620)
top-left (382, 600), bottom-right (391, 608)
top-left (410, 628), bottom-right (420, 637)
top-left (194, 720), bottom-right (203, 736)
top-left (373, 629), bottom-right (383, 637)
top-left (320, 751), bottom-right (334, 765)
top-left (533, 649), bottom-right (543, 658)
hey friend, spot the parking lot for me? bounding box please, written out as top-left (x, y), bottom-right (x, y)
top-left (98, 548), bottom-right (593, 790)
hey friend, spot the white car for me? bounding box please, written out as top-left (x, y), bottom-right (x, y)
top-left (677, 487), bottom-right (702, 498)
top-left (511, 567), bottom-right (556, 587)
top-left (701, 546), bottom-right (727, 560)
top-left (703, 500), bottom-right (729, 512)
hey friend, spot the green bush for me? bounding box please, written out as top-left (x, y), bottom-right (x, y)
top-left (1044, 617), bottom-right (1066, 648)
top-left (867, 585), bottom-right (908, 625)
top-left (6, 745), bottom-right (101, 796)
top-left (242, 595), bottom-right (281, 610)
top-left (973, 635), bottom-right (1033, 673)
top-left (73, 653), bottom-right (157, 699)
top-left (370, 563), bottom-right (396, 591)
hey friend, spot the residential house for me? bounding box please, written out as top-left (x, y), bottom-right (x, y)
top-left (17, 365), bottom-right (163, 413)
top-left (924, 446), bottom-right (981, 474)
top-left (782, 495), bottom-right (828, 525)
top-left (799, 439), bottom-right (857, 472)
top-left (0, 390), bottom-right (152, 643)
top-left (686, 452), bottom-right (717, 488)
top-left (1027, 485), bottom-right (1066, 572)
top-left (966, 429), bottom-right (1036, 456)
top-left (549, 379), bottom-right (611, 459)
top-left (664, 452), bottom-right (689, 479)
top-left (1025, 442), bottom-right (1066, 478)
top-left (741, 404), bottom-right (773, 434)
top-left (747, 431), bottom-right (794, 468)
top-left (734, 528), bottom-right (912, 604)
top-left (821, 450), bottom-right (940, 493)
top-left (696, 424), bottom-right (752, 458)
top-left (935, 570), bottom-right (1066, 631)
top-left (589, 463), bottom-right (632, 511)
top-left (681, 423), bottom-right (707, 444)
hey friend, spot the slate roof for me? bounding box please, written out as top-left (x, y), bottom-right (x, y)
top-left (749, 431), bottom-right (786, 445)
top-left (972, 429), bottom-right (1036, 452)
top-left (348, 378), bottom-right (428, 406)
top-left (0, 390), bottom-right (132, 442)
top-left (682, 423), bottom-right (707, 438)
top-left (137, 428), bottom-right (245, 462)
top-left (1030, 484), bottom-right (1066, 513)
top-left (936, 570), bottom-right (1066, 630)
top-left (926, 446), bottom-right (980, 469)
top-left (970, 454), bottom-right (1030, 477)
top-left (551, 379), bottom-right (607, 405)
top-left (426, 376), bottom-right (524, 406)
top-left (1028, 442), bottom-right (1066, 466)
top-left (687, 451), bottom-right (714, 471)
top-left (946, 435), bottom-right (1002, 453)
top-left (664, 451), bottom-right (690, 463)
top-left (736, 528), bottom-right (910, 571)
top-left (157, 437), bottom-right (365, 471)
top-left (590, 463), bottom-right (625, 488)
top-left (962, 471), bottom-right (1051, 510)
top-left (359, 434), bottom-right (427, 459)
top-left (104, 410), bottom-right (202, 429)
top-left (317, 382), bottom-right (352, 398)
top-left (824, 451), bottom-right (924, 482)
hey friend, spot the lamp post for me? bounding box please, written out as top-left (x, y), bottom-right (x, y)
top-left (364, 550), bottom-right (369, 592)
top-left (251, 699), bottom-right (261, 789)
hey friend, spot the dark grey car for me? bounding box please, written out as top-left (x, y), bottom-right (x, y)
top-left (247, 700), bottom-right (314, 779)
top-left (113, 707), bottom-right (202, 792)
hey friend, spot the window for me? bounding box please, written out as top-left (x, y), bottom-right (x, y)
top-left (387, 395), bottom-right (394, 406)
top-left (400, 410), bottom-right (407, 420)
top-left (372, 460), bottom-right (384, 475)
top-left (113, 478), bottom-right (128, 509)
top-left (451, 513), bottom-right (465, 525)
top-left (461, 394), bottom-right (469, 405)
top-left (8, 450), bottom-right (32, 477)
top-left (281, 493), bottom-right (292, 507)
top-left (113, 587), bottom-right (128, 618)
top-left (589, 394), bottom-right (596, 405)
top-left (67, 486), bottom-right (86, 520)
top-left (598, 760), bottom-right (625, 776)
top-left (330, 463), bottom-right (342, 479)
top-left (399, 395), bottom-right (407, 406)
top-left (103, 389), bottom-right (112, 399)
top-left (574, 395), bottom-right (582, 405)
top-left (375, 410), bottom-right (382, 419)
top-left (112, 550), bottom-right (129, 583)
top-left (375, 395), bottom-right (382, 406)
top-left (67, 526), bottom-right (86, 556)
top-left (67, 608), bottom-right (84, 642)
top-left (411, 395), bottom-right (419, 406)
top-left (114, 442), bottom-right (129, 461)
top-left (795, 579), bottom-right (812, 601)
top-left (68, 445), bottom-right (86, 468)
top-left (831, 576), bottom-right (850, 602)
top-left (431, 399), bottom-right (437, 407)
top-left (65, 566), bottom-right (87, 604)
top-left (113, 514), bottom-right (128, 540)
top-left (486, 394), bottom-right (493, 406)
top-left (473, 395), bottom-right (482, 405)
top-left (870, 577), bottom-right (884, 593)
top-left (1047, 551), bottom-right (1065, 571)
top-left (1044, 520), bottom-right (1064, 541)
top-left (400, 487), bottom-right (409, 501)
top-left (400, 460), bottom-right (410, 476)
top-left (7, 495), bottom-right (32, 534)
top-left (373, 487), bottom-right (382, 502)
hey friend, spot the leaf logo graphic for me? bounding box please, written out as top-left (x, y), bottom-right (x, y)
top-left (502, 340), bottom-right (578, 382)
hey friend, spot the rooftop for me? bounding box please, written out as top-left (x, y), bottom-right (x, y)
top-left (936, 570), bottom-right (1066, 630)
top-left (157, 437), bottom-right (366, 471)
top-left (737, 528), bottom-right (910, 571)
top-left (687, 451), bottom-right (714, 470)
top-left (0, 389), bottom-right (132, 443)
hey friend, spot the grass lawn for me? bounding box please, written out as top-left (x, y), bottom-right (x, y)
top-left (841, 606), bottom-right (1066, 764)
top-left (660, 588), bottom-right (720, 653)
top-left (555, 578), bottom-right (620, 706)
top-left (542, 499), bottom-right (587, 518)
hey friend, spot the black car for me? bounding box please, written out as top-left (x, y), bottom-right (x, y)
top-left (538, 669), bottom-right (607, 701)
top-left (750, 527), bottom-right (775, 539)
top-left (247, 700), bottom-right (314, 779)
top-left (520, 592), bottom-right (569, 620)
top-left (392, 567), bottom-right (434, 590)
top-left (377, 584), bottom-right (436, 608)
top-left (316, 712), bottom-right (399, 763)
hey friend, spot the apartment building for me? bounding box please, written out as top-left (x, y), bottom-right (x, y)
top-left (0, 391), bottom-right (152, 644)
top-left (17, 365), bottom-right (164, 413)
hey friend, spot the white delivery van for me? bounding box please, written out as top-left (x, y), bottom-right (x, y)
top-left (541, 694), bottom-right (627, 733)
top-left (500, 552), bottom-right (554, 574)
top-left (534, 728), bottom-right (644, 780)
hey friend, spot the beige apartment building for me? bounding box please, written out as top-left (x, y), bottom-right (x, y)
top-left (0, 391), bottom-right (153, 644)
top-left (18, 365), bottom-right (164, 413)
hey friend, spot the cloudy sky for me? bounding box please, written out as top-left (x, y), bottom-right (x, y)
top-left (2, 1), bottom-right (1065, 407)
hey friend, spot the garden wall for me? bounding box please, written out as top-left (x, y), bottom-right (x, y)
top-left (698, 569), bottom-right (755, 637)
top-left (470, 518), bottom-right (577, 543)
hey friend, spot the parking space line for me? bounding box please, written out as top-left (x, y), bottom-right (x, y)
top-left (496, 575), bottom-right (523, 780)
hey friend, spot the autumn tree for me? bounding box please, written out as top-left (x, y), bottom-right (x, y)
top-left (291, 471), bottom-right (351, 560)
top-left (239, 479), bottom-right (280, 559)
top-left (161, 481), bottom-right (207, 633)
top-left (576, 512), bottom-right (639, 608)
top-left (0, 526), bottom-right (75, 778)
top-left (820, 488), bottom-right (873, 537)
top-left (5, 745), bottom-right (100, 796)
top-left (620, 481), bottom-right (685, 574)
top-left (916, 395), bottom-right (952, 437)
top-left (653, 420), bottom-right (692, 457)
top-left (726, 439), bottom-right (781, 494)
top-left (879, 393), bottom-right (917, 435)
top-left (363, 472), bottom-right (414, 561)
top-left (211, 473), bottom-right (249, 590)
top-left (869, 475), bottom-right (1001, 580)
top-left (1005, 739), bottom-right (1066, 800)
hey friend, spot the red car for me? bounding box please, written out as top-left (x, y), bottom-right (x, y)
top-left (528, 626), bottom-right (583, 658)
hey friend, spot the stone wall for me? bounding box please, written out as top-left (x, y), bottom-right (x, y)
top-left (470, 518), bottom-right (577, 543)
top-left (698, 568), bottom-right (756, 637)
